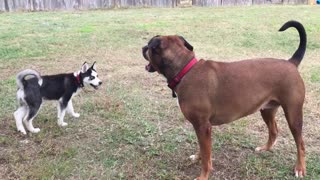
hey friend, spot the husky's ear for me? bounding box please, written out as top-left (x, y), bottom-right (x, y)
top-left (81, 62), bottom-right (89, 73)
top-left (91, 61), bottom-right (96, 71)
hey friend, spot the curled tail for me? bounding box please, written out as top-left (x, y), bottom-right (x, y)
top-left (279, 20), bottom-right (307, 67)
top-left (16, 69), bottom-right (42, 89)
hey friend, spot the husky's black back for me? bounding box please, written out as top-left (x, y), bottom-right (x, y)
top-left (24, 73), bottom-right (79, 101)
top-left (41, 73), bottom-right (79, 100)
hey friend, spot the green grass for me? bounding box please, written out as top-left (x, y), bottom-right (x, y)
top-left (311, 66), bottom-right (320, 83)
top-left (0, 6), bottom-right (320, 180)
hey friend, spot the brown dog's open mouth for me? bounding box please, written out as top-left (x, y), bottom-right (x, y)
top-left (145, 63), bottom-right (156, 72)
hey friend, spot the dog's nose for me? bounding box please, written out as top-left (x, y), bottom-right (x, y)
top-left (99, 81), bottom-right (102, 85)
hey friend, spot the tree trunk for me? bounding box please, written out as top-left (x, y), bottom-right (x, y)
top-left (172, 0), bottom-right (176, 7)
top-left (12, 0), bottom-right (17, 11)
top-left (32, 0), bottom-right (37, 10)
top-left (4, 0), bottom-right (10, 12)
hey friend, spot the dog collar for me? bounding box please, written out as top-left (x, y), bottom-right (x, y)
top-left (168, 57), bottom-right (198, 90)
top-left (74, 72), bottom-right (84, 87)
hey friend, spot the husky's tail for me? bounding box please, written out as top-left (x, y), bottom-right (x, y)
top-left (278, 20), bottom-right (307, 67)
top-left (16, 69), bottom-right (42, 89)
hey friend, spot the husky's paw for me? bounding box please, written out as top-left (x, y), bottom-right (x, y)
top-left (59, 122), bottom-right (68, 127)
top-left (73, 113), bottom-right (80, 118)
top-left (18, 129), bottom-right (27, 135)
top-left (31, 128), bottom-right (40, 133)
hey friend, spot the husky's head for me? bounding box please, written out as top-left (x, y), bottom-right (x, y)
top-left (80, 62), bottom-right (102, 89)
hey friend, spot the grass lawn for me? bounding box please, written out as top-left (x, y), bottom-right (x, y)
top-left (0, 5), bottom-right (320, 179)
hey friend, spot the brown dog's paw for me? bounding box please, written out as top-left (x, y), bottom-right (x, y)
top-left (255, 140), bottom-right (277, 152)
top-left (255, 145), bottom-right (269, 152)
top-left (294, 165), bottom-right (306, 178)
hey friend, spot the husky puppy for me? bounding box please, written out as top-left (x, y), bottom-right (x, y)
top-left (13, 62), bottom-right (102, 134)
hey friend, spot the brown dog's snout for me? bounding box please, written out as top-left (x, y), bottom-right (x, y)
top-left (142, 45), bottom-right (156, 73)
top-left (142, 46), bottom-right (148, 60)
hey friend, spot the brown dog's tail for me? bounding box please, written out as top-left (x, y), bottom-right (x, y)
top-left (279, 20), bottom-right (307, 67)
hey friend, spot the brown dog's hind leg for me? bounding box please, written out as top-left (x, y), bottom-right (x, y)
top-left (283, 105), bottom-right (306, 178)
top-left (193, 123), bottom-right (213, 180)
top-left (255, 108), bottom-right (279, 152)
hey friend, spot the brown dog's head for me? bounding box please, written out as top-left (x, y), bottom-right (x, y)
top-left (142, 35), bottom-right (194, 75)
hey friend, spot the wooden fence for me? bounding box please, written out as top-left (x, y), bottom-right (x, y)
top-left (0, 0), bottom-right (308, 12)
top-left (192, 0), bottom-right (307, 6)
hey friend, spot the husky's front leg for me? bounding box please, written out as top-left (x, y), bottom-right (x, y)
top-left (57, 102), bottom-right (61, 119)
top-left (66, 100), bottom-right (80, 118)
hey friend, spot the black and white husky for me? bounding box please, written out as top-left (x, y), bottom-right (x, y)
top-left (13, 62), bottom-right (102, 134)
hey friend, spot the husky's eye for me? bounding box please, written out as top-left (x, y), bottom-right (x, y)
top-left (89, 76), bottom-right (95, 80)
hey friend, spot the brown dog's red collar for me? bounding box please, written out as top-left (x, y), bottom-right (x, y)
top-left (168, 58), bottom-right (198, 90)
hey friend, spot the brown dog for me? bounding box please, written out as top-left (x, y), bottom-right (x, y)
top-left (142, 20), bottom-right (307, 179)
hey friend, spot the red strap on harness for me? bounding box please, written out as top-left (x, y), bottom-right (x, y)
top-left (168, 58), bottom-right (197, 90)
top-left (76, 74), bottom-right (81, 84)
top-left (75, 73), bottom-right (84, 87)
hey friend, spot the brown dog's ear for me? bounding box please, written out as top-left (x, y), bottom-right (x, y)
top-left (148, 38), bottom-right (161, 50)
top-left (179, 36), bottom-right (193, 51)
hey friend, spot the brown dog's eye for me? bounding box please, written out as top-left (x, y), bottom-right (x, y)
top-left (152, 47), bottom-right (161, 55)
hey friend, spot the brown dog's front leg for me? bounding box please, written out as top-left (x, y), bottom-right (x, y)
top-left (193, 123), bottom-right (213, 180)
